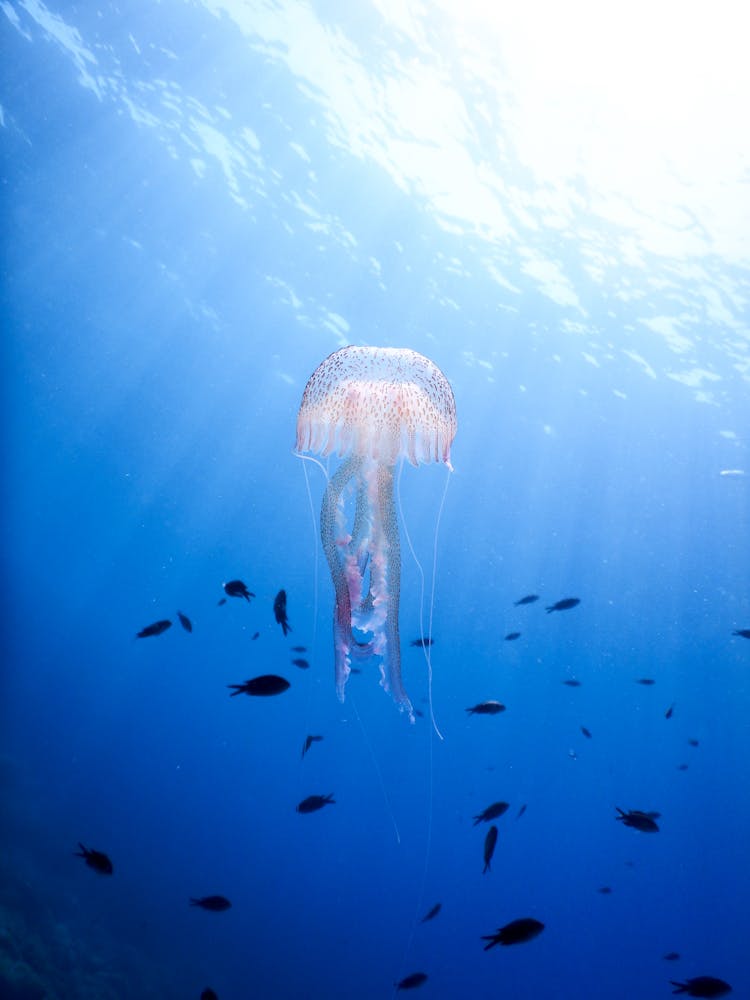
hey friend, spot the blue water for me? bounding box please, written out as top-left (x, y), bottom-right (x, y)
top-left (3, 3), bottom-right (749, 998)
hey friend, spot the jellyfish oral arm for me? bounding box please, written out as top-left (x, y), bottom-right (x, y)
top-left (319, 456), bottom-right (413, 721)
top-left (368, 462), bottom-right (411, 717)
top-left (320, 456), bottom-right (360, 700)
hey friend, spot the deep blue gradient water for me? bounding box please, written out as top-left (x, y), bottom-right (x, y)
top-left (2, 3), bottom-right (749, 998)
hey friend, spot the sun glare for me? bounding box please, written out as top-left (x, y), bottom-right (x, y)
top-left (451, 1), bottom-right (743, 147)
top-left (424, 0), bottom-right (750, 257)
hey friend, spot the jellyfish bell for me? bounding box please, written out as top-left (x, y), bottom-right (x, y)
top-left (296, 346), bottom-right (456, 469)
top-left (296, 346), bottom-right (457, 720)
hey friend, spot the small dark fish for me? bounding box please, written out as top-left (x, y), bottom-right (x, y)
top-left (562, 679), bottom-right (582, 687)
top-left (291, 657), bottom-right (310, 669)
top-left (410, 637), bottom-right (434, 648)
top-left (190, 895), bottom-right (231, 912)
top-left (677, 763), bottom-right (689, 771)
top-left (514, 594), bottom-right (539, 606)
top-left (74, 843), bottom-right (113, 875)
top-left (227, 675), bottom-right (290, 697)
top-left (396, 972), bottom-right (428, 990)
top-left (665, 703), bottom-right (675, 719)
top-left (136, 619), bottom-right (172, 639)
top-left (504, 632), bottom-right (521, 641)
top-left (664, 953), bottom-right (681, 961)
top-left (615, 808), bottom-right (660, 833)
top-left (177, 611), bottom-right (192, 633)
top-left (482, 917), bottom-right (544, 949)
top-left (483, 825), bottom-right (498, 873)
top-left (516, 803), bottom-right (527, 819)
top-left (473, 801), bottom-right (509, 826)
top-left (597, 886), bottom-right (613, 895)
top-left (580, 725), bottom-right (592, 738)
top-left (421, 902), bottom-right (441, 923)
top-left (546, 597), bottom-right (580, 613)
top-left (273, 589), bottom-right (292, 636)
top-left (350, 667), bottom-right (362, 674)
top-left (636, 677), bottom-right (656, 686)
top-left (670, 976), bottom-right (732, 997)
top-left (688, 738), bottom-right (700, 747)
top-left (466, 701), bottom-right (506, 716)
top-left (291, 645), bottom-right (307, 652)
top-left (223, 580), bottom-right (255, 601)
top-left (201, 990), bottom-right (218, 1000)
top-left (297, 794), bottom-right (335, 814)
top-left (217, 598), bottom-right (227, 606)
top-left (251, 631), bottom-right (260, 640)
top-left (732, 629), bottom-right (750, 639)
top-left (301, 734), bottom-right (323, 759)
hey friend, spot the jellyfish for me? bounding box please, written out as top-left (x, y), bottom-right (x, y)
top-left (296, 346), bottom-right (457, 721)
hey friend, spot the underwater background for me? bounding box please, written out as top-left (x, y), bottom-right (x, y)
top-left (2, 2), bottom-right (749, 998)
